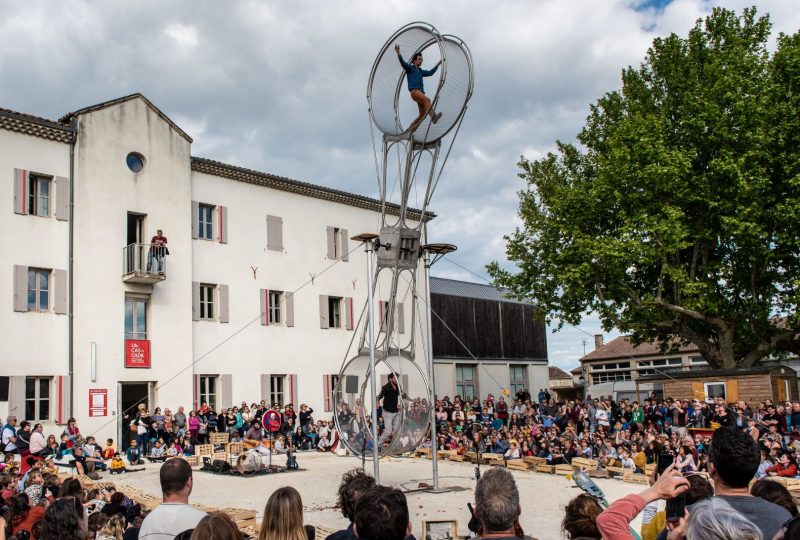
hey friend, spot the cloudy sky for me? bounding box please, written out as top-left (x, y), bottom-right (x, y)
top-left (1, 0), bottom-right (796, 371)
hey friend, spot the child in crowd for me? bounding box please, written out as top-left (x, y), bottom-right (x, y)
top-left (147, 440), bottom-right (166, 461)
top-left (57, 433), bottom-right (72, 459)
top-left (1, 473), bottom-right (18, 501)
top-left (166, 442), bottom-right (179, 457)
top-left (126, 440), bottom-right (143, 465)
top-left (110, 453), bottom-right (126, 474)
top-left (102, 438), bottom-right (116, 459)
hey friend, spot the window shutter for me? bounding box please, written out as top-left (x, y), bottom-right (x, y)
top-left (218, 206), bottom-right (228, 244)
top-left (323, 375), bottom-right (332, 412)
top-left (192, 282), bottom-right (200, 321)
top-left (379, 301), bottom-right (386, 332)
top-left (345, 297), bottom-right (354, 331)
top-left (8, 376), bottom-right (25, 420)
top-left (288, 374), bottom-right (298, 406)
top-left (219, 374), bottom-right (233, 410)
top-left (260, 289), bottom-right (269, 326)
top-left (55, 176), bottom-right (69, 221)
top-left (191, 201), bottom-right (199, 239)
top-left (13, 265), bottom-right (28, 312)
top-left (326, 227), bottom-right (336, 259)
top-left (691, 382), bottom-right (704, 401)
top-left (260, 374), bottom-right (271, 402)
top-left (398, 302), bottom-right (405, 334)
top-left (218, 285), bottom-right (229, 323)
top-left (193, 375), bottom-right (200, 410)
top-left (56, 375), bottom-right (71, 425)
top-left (726, 380), bottom-right (739, 403)
top-left (13, 169), bottom-right (28, 215)
top-left (340, 229), bottom-right (349, 261)
top-left (285, 292), bottom-right (295, 327)
top-left (319, 295), bottom-right (329, 329)
top-left (267, 215), bottom-right (283, 251)
top-left (54, 269), bottom-right (67, 315)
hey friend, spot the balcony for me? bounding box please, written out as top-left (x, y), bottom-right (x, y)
top-left (123, 243), bottom-right (166, 284)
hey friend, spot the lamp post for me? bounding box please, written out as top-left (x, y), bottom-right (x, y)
top-left (351, 233), bottom-right (382, 481)
top-left (420, 241), bottom-right (457, 492)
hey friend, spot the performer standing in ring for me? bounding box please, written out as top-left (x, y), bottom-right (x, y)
top-left (395, 44), bottom-right (442, 129)
top-left (377, 373), bottom-right (409, 447)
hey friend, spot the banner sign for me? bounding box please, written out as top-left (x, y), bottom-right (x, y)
top-left (125, 339), bottom-right (151, 368)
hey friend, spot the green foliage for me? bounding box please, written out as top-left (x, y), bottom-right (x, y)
top-left (489, 8), bottom-right (800, 369)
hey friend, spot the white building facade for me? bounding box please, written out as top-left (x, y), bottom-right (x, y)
top-left (0, 94), bottom-right (427, 444)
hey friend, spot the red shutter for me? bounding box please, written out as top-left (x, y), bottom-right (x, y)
top-left (323, 375), bottom-right (332, 412)
top-left (218, 206), bottom-right (228, 244)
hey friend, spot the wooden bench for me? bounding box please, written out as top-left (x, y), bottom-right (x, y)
top-left (536, 463), bottom-right (555, 474)
top-left (623, 470), bottom-right (649, 485)
top-left (572, 457), bottom-right (598, 471)
top-left (195, 444), bottom-right (213, 457)
top-left (555, 464), bottom-right (573, 475)
top-left (210, 433), bottom-right (229, 446)
top-left (523, 456), bottom-right (547, 466)
top-left (506, 459), bottom-right (531, 471)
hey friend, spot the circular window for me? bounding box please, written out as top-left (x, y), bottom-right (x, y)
top-left (126, 152), bottom-right (145, 173)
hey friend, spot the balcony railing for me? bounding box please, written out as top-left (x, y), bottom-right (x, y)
top-left (123, 243), bottom-right (167, 284)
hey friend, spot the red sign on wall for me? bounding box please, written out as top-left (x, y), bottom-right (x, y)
top-left (89, 389), bottom-right (108, 417)
top-left (125, 339), bottom-right (151, 368)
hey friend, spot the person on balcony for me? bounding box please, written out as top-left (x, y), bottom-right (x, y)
top-left (147, 229), bottom-right (168, 274)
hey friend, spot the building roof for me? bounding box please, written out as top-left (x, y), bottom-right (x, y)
top-left (570, 366), bottom-right (583, 375)
top-left (549, 366), bottom-right (572, 380)
top-left (191, 157), bottom-right (430, 221)
top-left (636, 365), bottom-right (795, 382)
top-left (0, 107), bottom-right (74, 144)
top-left (580, 335), bottom-right (699, 363)
top-left (429, 277), bottom-right (527, 304)
top-left (59, 93), bottom-right (193, 143)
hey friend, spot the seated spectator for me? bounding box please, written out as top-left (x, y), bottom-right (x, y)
top-left (755, 449), bottom-right (773, 479)
top-left (88, 511), bottom-right (110, 538)
top-left (42, 496), bottom-right (86, 540)
top-left (767, 452), bottom-right (798, 478)
top-left (101, 491), bottom-right (129, 520)
top-left (72, 446), bottom-right (105, 475)
top-left (126, 440), bottom-right (143, 465)
top-left (102, 438), bottom-right (116, 460)
top-left (139, 458), bottom-right (206, 539)
top-left (504, 440), bottom-right (521, 460)
top-left (751, 478), bottom-right (799, 517)
top-left (97, 514), bottom-right (126, 540)
top-left (327, 469), bottom-right (377, 540)
top-left (110, 453), bottom-right (126, 474)
top-left (258, 486), bottom-right (314, 540)
top-left (471, 467), bottom-right (528, 540)
top-left (8, 493), bottom-right (46, 538)
top-left (562, 494), bottom-right (602, 539)
top-left (189, 511), bottom-right (242, 540)
top-left (354, 485), bottom-right (411, 540)
top-left (147, 440), bottom-right (167, 462)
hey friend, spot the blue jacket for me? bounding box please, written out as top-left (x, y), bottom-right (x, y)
top-left (397, 54), bottom-right (438, 93)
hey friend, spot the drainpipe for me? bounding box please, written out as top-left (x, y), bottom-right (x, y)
top-left (68, 118), bottom-right (76, 417)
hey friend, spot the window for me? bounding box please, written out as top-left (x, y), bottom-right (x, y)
top-left (27, 269), bottom-right (50, 311)
top-left (28, 174), bottom-right (51, 217)
top-left (199, 376), bottom-right (217, 411)
top-left (690, 356), bottom-right (708, 371)
top-left (25, 377), bottom-right (50, 421)
top-left (200, 284), bottom-right (215, 320)
top-left (328, 297), bottom-right (342, 328)
top-left (270, 375), bottom-right (285, 406)
top-left (269, 291), bottom-right (282, 324)
top-left (333, 227), bottom-right (342, 258)
top-left (323, 374), bottom-right (342, 411)
top-left (198, 204), bottom-right (214, 240)
top-left (124, 296), bottom-right (148, 339)
top-left (509, 365), bottom-right (527, 397)
top-left (326, 227), bottom-right (349, 261)
top-left (456, 364), bottom-right (477, 400)
top-left (637, 357), bottom-right (683, 376)
top-left (592, 371), bottom-right (632, 384)
top-left (126, 152), bottom-right (145, 173)
top-left (704, 382), bottom-right (726, 400)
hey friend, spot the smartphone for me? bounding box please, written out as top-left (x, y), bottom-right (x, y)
top-left (666, 493), bottom-right (686, 522)
top-left (657, 453), bottom-right (674, 476)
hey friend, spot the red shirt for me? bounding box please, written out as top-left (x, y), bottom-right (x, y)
top-left (12, 505), bottom-right (45, 539)
top-left (151, 234), bottom-right (167, 247)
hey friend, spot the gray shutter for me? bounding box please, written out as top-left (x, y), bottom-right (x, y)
top-left (285, 292), bottom-right (294, 327)
top-left (55, 176), bottom-right (69, 221)
top-left (259, 289), bottom-right (268, 325)
top-left (345, 297), bottom-right (354, 331)
top-left (219, 374), bottom-right (233, 409)
top-left (13, 169), bottom-right (27, 215)
top-left (193, 375), bottom-right (201, 410)
top-left (219, 284), bottom-right (229, 323)
top-left (260, 374), bottom-right (271, 402)
top-left (8, 376), bottom-right (25, 419)
top-left (398, 302), bottom-right (405, 334)
top-left (192, 282), bottom-right (200, 321)
top-left (289, 374), bottom-right (298, 406)
top-left (267, 216), bottom-right (284, 251)
top-left (319, 295), bottom-right (329, 329)
top-left (54, 269), bottom-right (67, 315)
top-left (218, 206), bottom-right (228, 244)
top-left (56, 375), bottom-right (71, 424)
top-left (340, 229), bottom-right (349, 261)
top-left (13, 265), bottom-right (28, 312)
top-left (326, 227), bottom-right (336, 259)
top-left (191, 201), bottom-right (199, 239)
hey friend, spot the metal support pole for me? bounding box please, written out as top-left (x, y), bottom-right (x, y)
top-left (365, 240), bottom-right (381, 482)
top-left (424, 250), bottom-right (440, 491)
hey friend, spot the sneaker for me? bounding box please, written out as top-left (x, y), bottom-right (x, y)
top-left (432, 112), bottom-right (443, 124)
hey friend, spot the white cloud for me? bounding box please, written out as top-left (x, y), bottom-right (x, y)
top-left (163, 23), bottom-right (199, 50)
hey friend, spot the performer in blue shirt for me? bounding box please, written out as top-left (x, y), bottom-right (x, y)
top-left (395, 44), bottom-right (442, 130)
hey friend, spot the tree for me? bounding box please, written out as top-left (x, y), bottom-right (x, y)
top-left (488, 8), bottom-right (800, 369)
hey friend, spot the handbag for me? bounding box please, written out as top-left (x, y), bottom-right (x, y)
top-left (198, 424), bottom-right (207, 435)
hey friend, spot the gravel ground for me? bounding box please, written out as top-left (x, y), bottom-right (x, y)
top-left (112, 452), bottom-right (643, 539)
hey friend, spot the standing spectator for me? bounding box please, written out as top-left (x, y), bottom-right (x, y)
top-left (139, 458), bottom-right (206, 539)
top-left (354, 486), bottom-right (411, 540)
top-left (173, 406), bottom-right (187, 439)
top-left (147, 229), bottom-right (168, 273)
